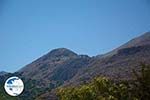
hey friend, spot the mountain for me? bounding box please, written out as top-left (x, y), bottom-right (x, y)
top-left (67, 32), bottom-right (150, 85)
top-left (3, 32), bottom-right (149, 100)
top-left (35, 32), bottom-right (150, 99)
top-left (18, 48), bottom-right (91, 88)
top-left (103, 32), bottom-right (150, 57)
top-left (0, 71), bottom-right (8, 76)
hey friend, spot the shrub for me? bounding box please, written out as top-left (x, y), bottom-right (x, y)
top-left (57, 63), bottom-right (150, 100)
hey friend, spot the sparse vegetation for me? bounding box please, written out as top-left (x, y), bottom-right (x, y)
top-left (57, 63), bottom-right (150, 100)
top-left (0, 84), bottom-right (18, 100)
top-left (1, 64), bottom-right (150, 100)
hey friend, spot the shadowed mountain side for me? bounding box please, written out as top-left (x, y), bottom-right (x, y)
top-left (15, 32), bottom-right (150, 100)
top-left (67, 45), bottom-right (150, 86)
top-left (18, 48), bottom-right (91, 88)
top-left (19, 48), bottom-right (78, 79)
top-left (101, 32), bottom-right (150, 57)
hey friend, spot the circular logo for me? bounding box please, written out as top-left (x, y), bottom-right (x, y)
top-left (4, 76), bottom-right (24, 96)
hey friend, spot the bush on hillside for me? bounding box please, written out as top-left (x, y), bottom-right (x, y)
top-left (57, 63), bottom-right (150, 100)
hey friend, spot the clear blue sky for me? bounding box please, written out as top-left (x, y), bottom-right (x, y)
top-left (0, 0), bottom-right (150, 72)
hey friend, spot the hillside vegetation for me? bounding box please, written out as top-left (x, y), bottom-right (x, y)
top-left (0, 84), bottom-right (18, 100)
top-left (57, 63), bottom-right (150, 100)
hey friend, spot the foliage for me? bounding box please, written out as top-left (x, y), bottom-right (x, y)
top-left (0, 84), bottom-right (18, 100)
top-left (0, 63), bottom-right (150, 100)
top-left (132, 63), bottom-right (150, 100)
top-left (57, 64), bottom-right (150, 100)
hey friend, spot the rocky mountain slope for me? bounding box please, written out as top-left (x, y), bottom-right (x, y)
top-left (1, 32), bottom-right (150, 100)
top-left (19, 32), bottom-right (150, 85)
top-left (18, 48), bottom-right (91, 88)
top-left (103, 32), bottom-right (150, 57)
top-left (35, 32), bottom-right (150, 99)
top-left (68, 32), bottom-right (150, 84)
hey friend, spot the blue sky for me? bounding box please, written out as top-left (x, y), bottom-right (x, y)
top-left (0, 0), bottom-right (150, 72)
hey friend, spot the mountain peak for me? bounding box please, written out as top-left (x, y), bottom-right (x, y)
top-left (47, 48), bottom-right (78, 58)
top-left (120, 31), bottom-right (150, 48)
top-left (136, 32), bottom-right (150, 41)
top-left (101, 32), bottom-right (150, 57)
top-left (141, 31), bottom-right (150, 37)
